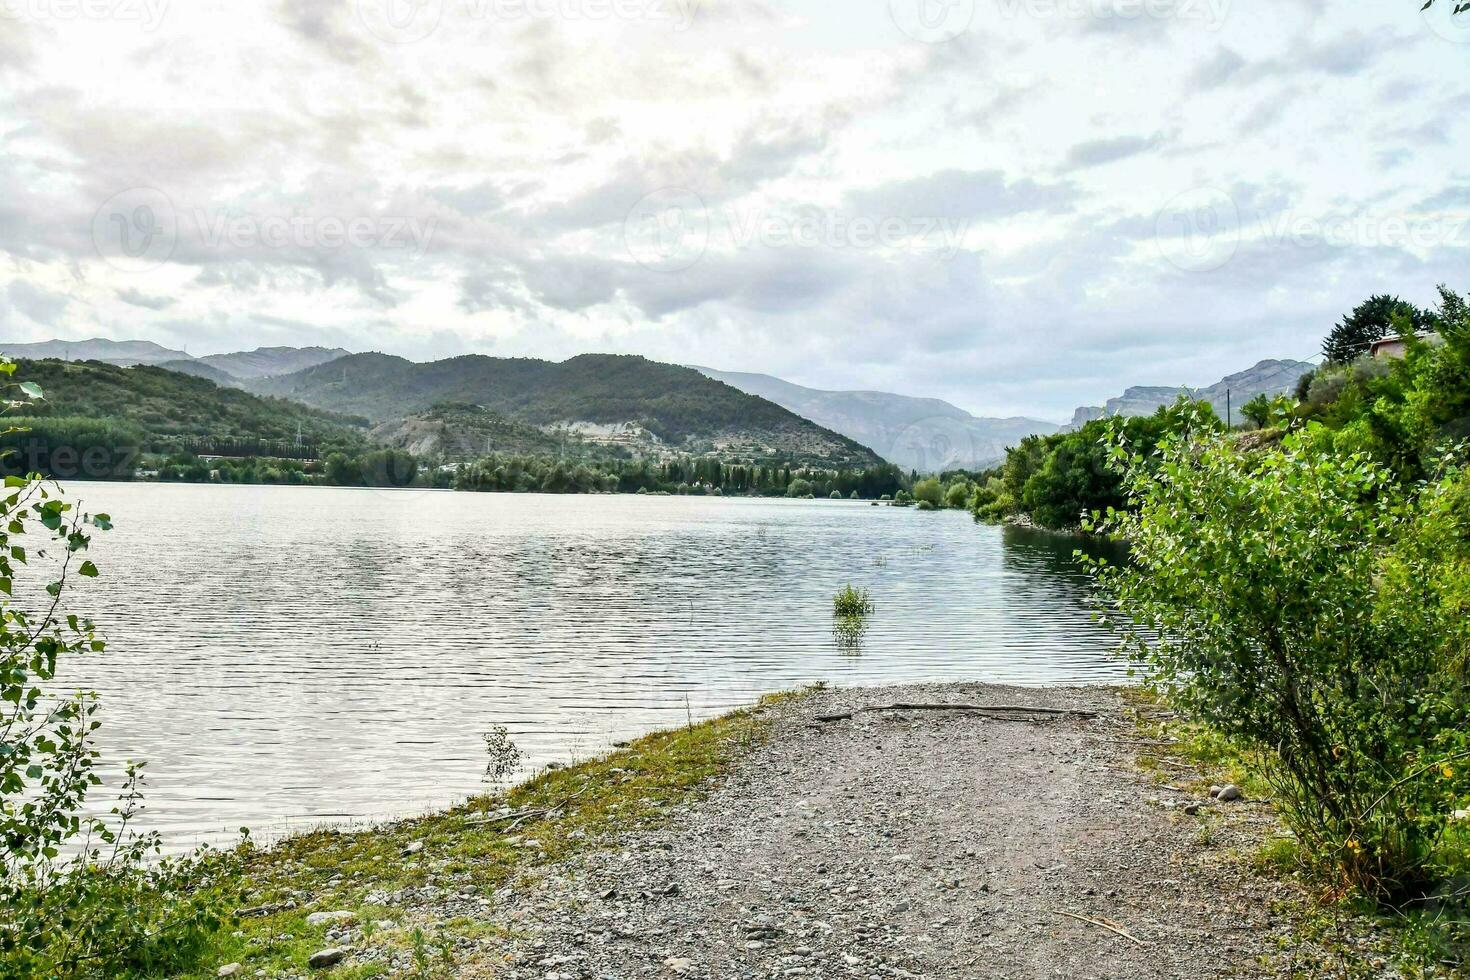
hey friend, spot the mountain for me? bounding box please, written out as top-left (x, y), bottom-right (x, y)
top-left (253, 352), bottom-right (882, 467)
top-left (693, 367), bottom-right (1059, 473)
top-left (157, 359), bottom-right (243, 387)
top-left (370, 403), bottom-right (586, 460)
top-left (1068, 359), bottom-right (1315, 428)
top-left (0, 338), bottom-right (190, 366)
top-left (198, 346), bottom-right (351, 379)
top-left (11, 359), bottom-right (370, 452)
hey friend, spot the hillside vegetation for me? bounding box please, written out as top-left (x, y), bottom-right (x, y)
top-left (6, 359), bottom-right (370, 456)
top-left (253, 352), bottom-right (881, 467)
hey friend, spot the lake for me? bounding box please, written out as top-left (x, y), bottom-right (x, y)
top-left (64, 483), bottom-right (1126, 849)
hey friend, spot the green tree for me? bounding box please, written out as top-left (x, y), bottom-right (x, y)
top-left (0, 361), bottom-right (228, 975)
top-left (912, 478), bottom-right (944, 508)
top-left (1322, 294), bottom-right (1430, 364)
top-left (1090, 420), bottom-right (1470, 899)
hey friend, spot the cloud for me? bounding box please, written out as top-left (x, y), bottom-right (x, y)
top-left (845, 170), bottom-right (1076, 221)
top-left (6, 281), bottom-right (70, 325)
top-left (116, 288), bottom-right (177, 310)
top-left (1063, 133), bottom-right (1166, 170)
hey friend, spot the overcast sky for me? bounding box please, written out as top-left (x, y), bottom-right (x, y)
top-left (0, 0), bottom-right (1466, 422)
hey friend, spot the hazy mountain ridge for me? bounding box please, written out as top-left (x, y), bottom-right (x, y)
top-left (693, 367), bottom-right (1059, 473)
top-left (0, 338), bottom-right (191, 365)
top-left (199, 346), bottom-right (351, 379)
top-left (0, 338), bottom-right (350, 380)
top-left (254, 352), bottom-right (884, 468)
top-left (1068, 359), bottom-right (1315, 428)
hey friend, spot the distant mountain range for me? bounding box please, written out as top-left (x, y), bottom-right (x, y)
top-left (251, 352), bottom-right (881, 468)
top-left (694, 367), bottom-right (1058, 472)
top-left (0, 336), bottom-right (1320, 471)
top-left (0, 338), bottom-right (348, 380)
top-left (1067, 359), bottom-right (1315, 429)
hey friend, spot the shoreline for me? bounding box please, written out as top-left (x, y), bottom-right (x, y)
top-left (176, 683), bottom-right (1404, 978)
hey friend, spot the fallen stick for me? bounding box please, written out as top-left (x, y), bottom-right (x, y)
top-left (462, 787), bottom-right (591, 831)
top-left (815, 703), bottom-right (1098, 723)
top-left (1053, 910), bottom-right (1145, 946)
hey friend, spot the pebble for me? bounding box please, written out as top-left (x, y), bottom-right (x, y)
top-left (217, 964), bottom-right (244, 978)
top-left (305, 910), bottom-right (355, 927)
top-left (402, 841), bottom-right (425, 856)
top-left (307, 947), bottom-right (348, 969)
top-left (663, 956), bottom-right (693, 973)
top-left (1216, 784), bottom-right (1243, 802)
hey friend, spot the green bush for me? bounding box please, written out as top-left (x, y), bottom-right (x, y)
top-left (1089, 419), bottom-right (1470, 899)
top-left (911, 478), bottom-right (943, 508)
top-left (832, 584), bottom-right (874, 617)
top-left (0, 363), bottom-right (232, 976)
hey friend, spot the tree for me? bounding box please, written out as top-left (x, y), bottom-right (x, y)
top-left (911, 478), bottom-right (944, 508)
top-left (1421, 0), bottom-right (1470, 14)
top-left (0, 360), bottom-right (228, 975)
top-left (1090, 420), bottom-right (1470, 899)
top-left (1322, 294), bottom-right (1431, 364)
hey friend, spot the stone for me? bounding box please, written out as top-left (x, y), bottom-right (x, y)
top-left (1208, 785), bottom-right (1222, 798)
top-left (218, 965), bottom-right (244, 978)
top-left (1183, 803), bottom-right (1201, 816)
top-left (308, 947), bottom-right (348, 969)
top-left (402, 841), bottom-right (425, 856)
top-left (664, 956), bottom-right (693, 973)
top-left (1216, 784), bottom-right (1242, 802)
top-left (306, 910), bottom-right (355, 927)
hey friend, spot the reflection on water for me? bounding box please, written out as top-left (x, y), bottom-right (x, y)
top-left (831, 614), bottom-right (869, 655)
top-left (62, 484), bottom-right (1126, 849)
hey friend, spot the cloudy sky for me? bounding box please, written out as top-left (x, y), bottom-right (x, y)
top-left (0, 0), bottom-right (1466, 421)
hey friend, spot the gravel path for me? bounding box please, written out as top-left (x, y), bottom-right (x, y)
top-left (469, 683), bottom-right (1314, 979)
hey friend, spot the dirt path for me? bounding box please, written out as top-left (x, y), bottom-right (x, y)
top-left (478, 683), bottom-right (1314, 979)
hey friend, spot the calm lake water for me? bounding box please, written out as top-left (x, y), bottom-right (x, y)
top-left (63, 483), bottom-right (1126, 849)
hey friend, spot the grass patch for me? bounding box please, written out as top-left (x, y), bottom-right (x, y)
top-left (1124, 687), bottom-right (1469, 976)
top-left (168, 689), bottom-right (807, 979)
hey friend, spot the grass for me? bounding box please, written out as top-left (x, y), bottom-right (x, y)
top-left (168, 689), bottom-right (807, 979)
top-left (1123, 687), bottom-right (1469, 976)
top-left (832, 584), bottom-right (874, 617)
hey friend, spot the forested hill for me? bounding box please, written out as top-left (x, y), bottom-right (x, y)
top-left (12, 359), bottom-right (370, 452)
top-left (252, 352), bottom-right (882, 467)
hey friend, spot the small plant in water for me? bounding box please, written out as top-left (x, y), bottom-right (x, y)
top-left (483, 725), bottom-right (523, 786)
top-left (833, 584), bottom-right (874, 617)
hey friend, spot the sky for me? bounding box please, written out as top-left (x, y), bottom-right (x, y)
top-left (0, 0), bottom-right (1466, 423)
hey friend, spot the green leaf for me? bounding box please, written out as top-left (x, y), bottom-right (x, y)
top-left (78, 560), bottom-right (98, 578)
top-left (16, 381), bottom-right (43, 400)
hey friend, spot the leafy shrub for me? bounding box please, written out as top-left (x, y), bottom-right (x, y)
top-left (911, 478), bottom-right (943, 508)
top-left (1089, 419), bottom-right (1470, 899)
top-left (0, 362), bottom-right (231, 976)
top-left (832, 584), bottom-right (874, 617)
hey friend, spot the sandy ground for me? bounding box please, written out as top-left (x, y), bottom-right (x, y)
top-left (462, 683), bottom-right (1333, 979)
